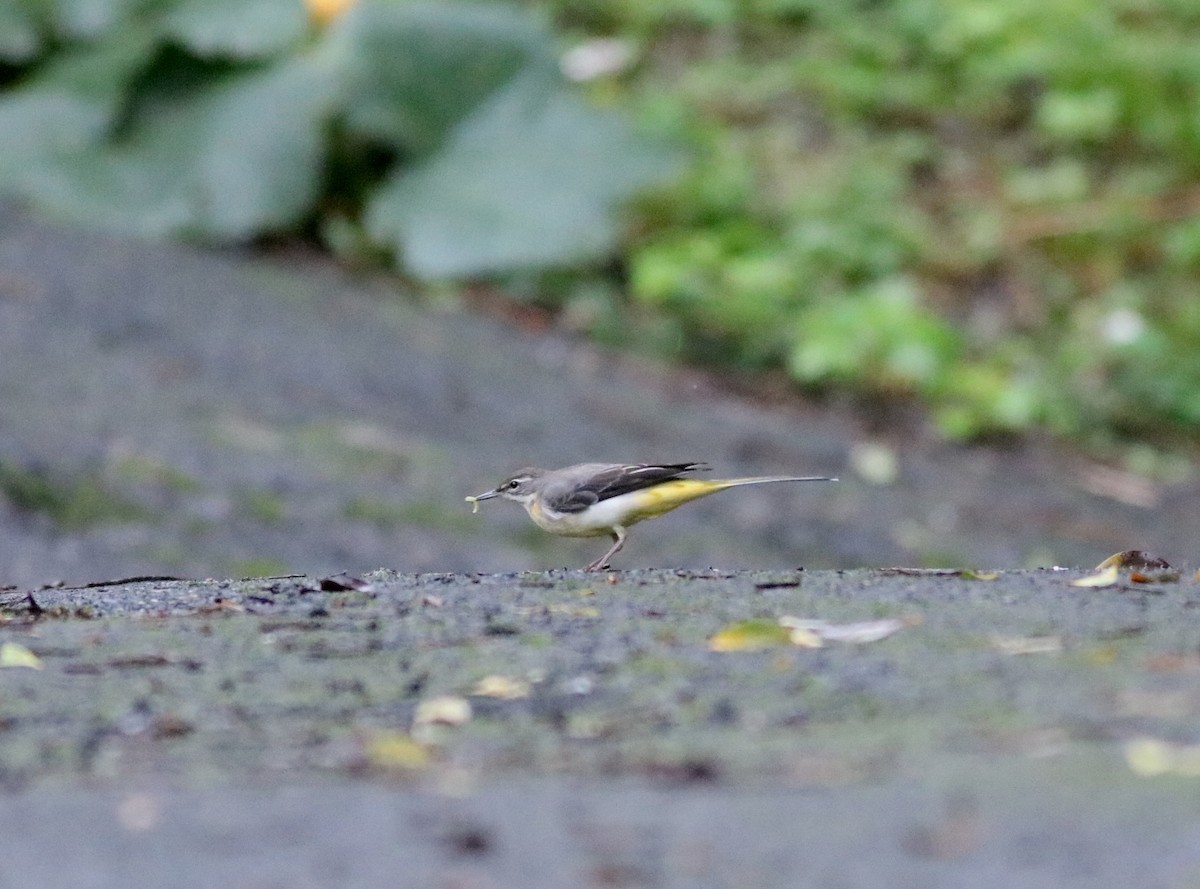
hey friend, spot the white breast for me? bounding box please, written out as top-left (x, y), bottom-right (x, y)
top-left (529, 491), bottom-right (649, 537)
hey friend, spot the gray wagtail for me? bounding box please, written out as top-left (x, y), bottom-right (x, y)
top-left (466, 461), bottom-right (836, 571)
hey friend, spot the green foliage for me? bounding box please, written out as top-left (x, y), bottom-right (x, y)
top-left (590, 0), bottom-right (1200, 442)
top-left (0, 0), bottom-right (679, 276)
top-left (0, 460), bottom-right (148, 529)
top-left (6, 0), bottom-right (1200, 444)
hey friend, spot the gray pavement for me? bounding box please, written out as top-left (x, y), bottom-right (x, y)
top-left (0, 568), bottom-right (1198, 886)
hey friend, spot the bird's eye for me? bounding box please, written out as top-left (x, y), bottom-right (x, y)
top-left (505, 480), bottom-right (520, 490)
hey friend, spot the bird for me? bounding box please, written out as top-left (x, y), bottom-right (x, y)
top-left (466, 461), bottom-right (837, 571)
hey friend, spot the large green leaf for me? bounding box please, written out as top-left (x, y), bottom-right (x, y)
top-left (0, 3), bottom-right (44, 63)
top-left (47, 0), bottom-right (151, 39)
top-left (327, 1), bottom-right (555, 155)
top-left (366, 71), bottom-right (681, 278)
top-left (24, 55), bottom-right (335, 239)
top-left (162, 0), bottom-right (308, 59)
top-left (0, 25), bottom-right (157, 189)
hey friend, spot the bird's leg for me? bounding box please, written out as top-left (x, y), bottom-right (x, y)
top-left (584, 527), bottom-right (627, 572)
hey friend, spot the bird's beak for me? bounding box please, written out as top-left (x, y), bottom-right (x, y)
top-left (465, 488), bottom-right (500, 513)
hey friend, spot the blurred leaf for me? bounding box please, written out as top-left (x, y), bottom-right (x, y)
top-left (0, 641), bottom-right (42, 670)
top-left (0, 25), bottom-right (157, 191)
top-left (29, 55), bottom-right (334, 238)
top-left (1125, 737), bottom-right (1200, 778)
top-left (413, 694), bottom-right (472, 727)
top-left (708, 618), bottom-right (792, 652)
top-left (991, 635), bottom-right (1062, 656)
top-left (162, 0), bottom-right (308, 58)
top-left (960, 569), bottom-right (999, 581)
top-left (367, 71), bottom-right (680, 277)
top-left (330, 1), bottom-right (553, 155)
top-left (49, 0), bottom-right (149, 38)
top-left (781, 616), bottom-right (908, 645)
top-left (1069, 565), bottom-right (1119, 588)
top-left (0, 3), bottom-right (43, 63)
top-left (471, 674), bottom-right (531, 699)
top-left (1096, 550), bottom-right (1171, 571)
top-left (364, 730), bottom-right (431, 771)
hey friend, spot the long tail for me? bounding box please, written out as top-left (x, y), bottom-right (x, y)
top-left (622, 475), bottom-right (837, 522)
top-left (715, 475), bottom-right (838, 489)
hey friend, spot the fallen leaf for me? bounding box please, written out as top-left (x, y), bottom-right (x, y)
top-left (781, 617), bottom-right (907, 645)
top-left (785, 626), bottom-right (824, 648)
top-left (0, 642), bottom-right (42, 669)
top-left (366, 731), bottom-right (431, 771)
top-left (961, 569), bottom-right (999, 581)
top-left (1130, 570), bottom-right (1180, 584)
top-left (708, 619), bottom-right (792, 652)
top-left (992, 635), bottom-right (1063, 656)
top-left (1125, 737), bottom-right (1200, 778)
top-left (1070, 564), bottom-right (1119, 588)
top-left (471, 675), bottom-right (530, 699)
top-left (414, 695), bottom-right (472, 727)
top-left (318, 574), bottom-right (374, 593)
top-left (1096, 550), bottom-right (1171, 571)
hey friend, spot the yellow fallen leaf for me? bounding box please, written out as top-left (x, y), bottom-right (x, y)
top-left (413, 695), bottom-right (472, 727)
top-left (961, 569), bottom-right (999, 581)
top-left (708, 619), bottom-right (792, 652)
top-left (1070, 564), bottom-right (1119, 588)
top-left (0, 642), bottom-right (41, 670)
top-left (366, 731), bottom-right (431, 771)
top-left (1125, 737), bottom-right (1200, 778)
top-left (471, 675), bottom-right (530, 699)
top-left (1125, 738), bottom-right (1171, 777)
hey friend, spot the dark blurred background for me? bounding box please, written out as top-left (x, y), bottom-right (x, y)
top-left (1, 0), bottom-right (1197, 586)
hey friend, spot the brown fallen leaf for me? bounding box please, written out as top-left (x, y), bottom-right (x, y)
top-left (1129, 570), bottom-right (1180, 584)
top-left (1096, 550), bottom-right (1171, 571)
top-left (318, 573), bottom-right (375, 593)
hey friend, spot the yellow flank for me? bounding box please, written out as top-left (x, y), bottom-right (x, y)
top-left (625, 479), bottom-right (729, 521)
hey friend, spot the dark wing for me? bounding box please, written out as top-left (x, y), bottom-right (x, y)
top-left (541, 462), bottom-right (709, 514)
